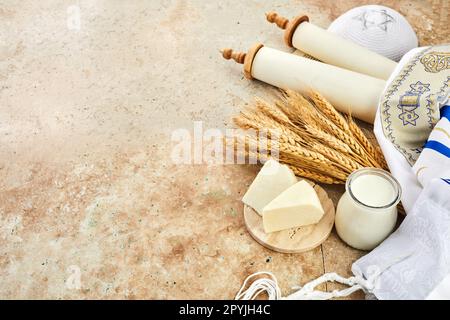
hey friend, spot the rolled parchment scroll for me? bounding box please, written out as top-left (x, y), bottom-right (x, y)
top-left (221, 44), bottom-right (386, 123)
top-left (266, 12), bottom-right (397, 81)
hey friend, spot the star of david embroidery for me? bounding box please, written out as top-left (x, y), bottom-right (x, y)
top-left (397, 81), bottom-right (431, 126)
top-left (353, 9), bottom-right (395, 32)
top-left (409, 81), bottom-right (431, 94)
top-left (399, 109), bottom-right (419, 126)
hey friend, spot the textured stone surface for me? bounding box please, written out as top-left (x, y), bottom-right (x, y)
top-left (0, 0), bottom-right (448, 299)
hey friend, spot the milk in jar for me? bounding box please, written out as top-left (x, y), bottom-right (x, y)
top-left (335, 168), bottom-right (402, 250)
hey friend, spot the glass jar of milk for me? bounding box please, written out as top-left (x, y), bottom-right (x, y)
top-left (335, 168), bottom-right (402, 251)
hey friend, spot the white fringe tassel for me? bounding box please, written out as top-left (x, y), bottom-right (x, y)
top-left (235, 272), bottom-right (282, 300)
top-left (235, 271), bottom-right (375, 300)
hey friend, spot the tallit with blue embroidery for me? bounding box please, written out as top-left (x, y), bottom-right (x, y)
top-left (374, 45), bottom-right (450, 213)
top-left (380, 44), bottom-right (450, 165)
top-left (357, 45), bottom-right (450, 299)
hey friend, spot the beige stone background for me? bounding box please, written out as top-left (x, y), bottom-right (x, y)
top-left (0, 0), bottom-right (448, 299)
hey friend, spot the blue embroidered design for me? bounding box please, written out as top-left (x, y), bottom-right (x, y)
top-left (398, 81), bottom-right (431, 126)
top-left (380, 46), bottom-right (449, 165)
top-left (442, 178), bottom-right (450, 185)
top-left (381, 47), bottom-right (430, 164)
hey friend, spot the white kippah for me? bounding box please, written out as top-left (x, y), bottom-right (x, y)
top-left (328, 5), bottom-right (418, 62)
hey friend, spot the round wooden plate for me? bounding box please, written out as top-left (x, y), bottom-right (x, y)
top-left (244, 183), bottom-right (335, 253)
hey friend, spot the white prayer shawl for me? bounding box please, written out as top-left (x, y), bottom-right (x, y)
top-left (374, 46), bottom-right (450, 212)
top-left (354, 45), bottom-right (450, 299)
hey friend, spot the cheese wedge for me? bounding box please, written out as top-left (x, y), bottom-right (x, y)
top-left (262, 180), bottom-right (324, 233)
top-left (242, 159), bottom-right (297, 216)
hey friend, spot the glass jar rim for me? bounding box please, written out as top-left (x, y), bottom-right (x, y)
top-left (345, 168), bottom-right (402, 210)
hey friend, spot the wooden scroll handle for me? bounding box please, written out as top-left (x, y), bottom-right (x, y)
top-left (221, 48), bottom-right (246, 64)
top-left (266, 11), bottom-right (310, 47)
top-left (220, 44), bottom-right (264, 80)
top-left (266, 12), bottom-right (290, 29)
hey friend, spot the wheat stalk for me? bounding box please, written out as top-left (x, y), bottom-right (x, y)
top-left (242, 149), bottom-right (343, 184)
top-left (347, 116), bottom-right (388, 169)
top-left (289, 166), bottom-right (343, 184)
top-left (304, 125), bottom-right (353, 154)
top-left (232, 90), bottom-right (388, 185)
top-left (310, 91), bottom-right (350, 133)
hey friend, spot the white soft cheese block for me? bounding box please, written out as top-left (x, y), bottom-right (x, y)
top-left (262, 180), bottom-right (324, 233)
top-left (242, 159), bottom-right (297, 216)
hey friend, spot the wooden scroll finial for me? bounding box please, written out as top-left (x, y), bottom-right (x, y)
top-left (266, 12), bottom-right (289, 30)
top-left (266, 11), bottom-right (310, 47)
top-left (220, 43), bottom-right (264, 80)
top-left (221, 48), bottom-right (246, 64)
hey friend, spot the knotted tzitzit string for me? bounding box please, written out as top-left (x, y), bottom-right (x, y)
top-left (235, 272), bottom-right (282, 300)
top-left (235, 247), bottom-right (413, 300)
top-left (235, 271), bottom-right (376, 300)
